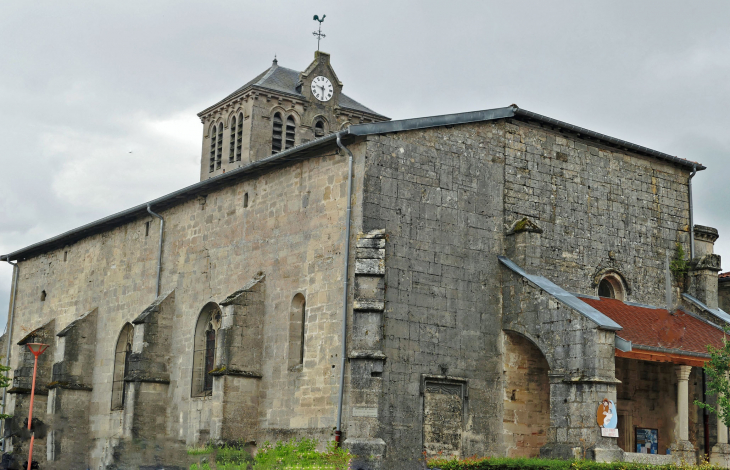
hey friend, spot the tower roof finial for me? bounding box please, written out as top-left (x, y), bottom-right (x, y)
top-left (272, 54), bottom-right (278, 66)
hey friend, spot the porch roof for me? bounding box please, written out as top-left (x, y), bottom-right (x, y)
top-left (578, 296), bottom-right (726, 364)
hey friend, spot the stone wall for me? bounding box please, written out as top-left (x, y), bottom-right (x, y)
top-left (502, 120), bottom-right (691, 305)
top-left (361, 123), bottom-right (508, 467)
top-left (5, 143), bottom-right (363, 468)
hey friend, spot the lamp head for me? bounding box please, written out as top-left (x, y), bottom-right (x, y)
top-left (26, 343), bottom-right (49, 357)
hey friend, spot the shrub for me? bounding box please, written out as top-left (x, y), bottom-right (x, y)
top-left (425, 456), bottom-right (724, 470)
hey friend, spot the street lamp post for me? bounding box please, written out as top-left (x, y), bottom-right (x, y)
top-left (25, 343), bottom-right (48, 470)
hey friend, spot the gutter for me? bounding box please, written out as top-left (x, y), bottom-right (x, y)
top-left (1, 260), bottom-right (18, 452)
top-left (689, 165), bottom-right (697, 259)
top-left (147, 205), bottom-right (164, 298)
top-left (334, 129), bottom-right (354, 446)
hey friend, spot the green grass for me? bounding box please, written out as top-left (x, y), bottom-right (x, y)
top-left (188, 439), bottom-right (351, 470)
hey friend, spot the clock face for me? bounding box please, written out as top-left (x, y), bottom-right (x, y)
top-left (311, 76), bottom-right (334, 102)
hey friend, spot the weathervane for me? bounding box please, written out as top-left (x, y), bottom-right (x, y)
top-left (313, 14), bottom-right (326, 51)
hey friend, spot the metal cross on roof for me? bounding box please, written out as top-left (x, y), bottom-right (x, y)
top-left (313, 14), bottom-right (326, 51)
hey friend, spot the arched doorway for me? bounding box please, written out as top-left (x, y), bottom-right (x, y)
top-left (502, 330), bottom-right (550, 457)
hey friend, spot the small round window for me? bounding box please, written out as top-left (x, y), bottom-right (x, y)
top-left (597, 275), bottom-right (625, 300)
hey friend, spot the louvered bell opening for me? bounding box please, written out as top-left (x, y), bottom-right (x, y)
top-left (209, 131), bottom-right (217, 172)
top-left (285, 117), bottom-right (296, 150)
top-left (229, 118), bottom-right (236, 163)
top-left (272, 113), bottom-right (284, 154)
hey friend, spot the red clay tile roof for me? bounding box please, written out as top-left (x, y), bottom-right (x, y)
top-left (580, 297), bottom-right (724, 355)
top-left (719, 272), bottom-right (730, 279)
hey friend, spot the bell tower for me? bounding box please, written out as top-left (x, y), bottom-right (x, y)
top-left (196, 52), bottom-right (388, 181)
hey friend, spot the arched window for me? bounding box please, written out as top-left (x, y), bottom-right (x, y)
top-left (229, 116), bottom-right (237, 163)
top-left (288, 294), bottom-right (306, 369)
top-left (597, 274), bottom-right (625, 301)
top-left (216, 123), bottom-right (223, 169)
top-left (285, 116), bottom-right (296, 150)
top-left (235, 112), bottom-right (243, 161)
top-left (314, 119), bottom-right (325, 138)
top-left (192, 303), bottom-right (222, 397)
top-left (209, 123), bottom-right (217, 173)
top-left (271, 112), bottom-right (283, 154)
top-left (111, 323), bottom-right (133, 410)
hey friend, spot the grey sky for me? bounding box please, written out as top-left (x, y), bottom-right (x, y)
top-left (2, 1), bottom-right (729, 330)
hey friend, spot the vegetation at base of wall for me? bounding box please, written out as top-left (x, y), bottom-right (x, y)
top-left (695, 327), bottom-right (730, 428)
top-left (188, 439), bottom-right (351, 470)
top-left (426, 456), bottom-right (723, 470)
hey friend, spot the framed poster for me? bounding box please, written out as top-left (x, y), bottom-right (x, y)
top-left (635, 428), bottom-right (658, 454)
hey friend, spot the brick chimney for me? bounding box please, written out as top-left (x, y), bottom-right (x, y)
top-left (689, 225), bottom-right (721, 309)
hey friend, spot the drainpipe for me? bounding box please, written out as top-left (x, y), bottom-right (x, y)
top-left (147, 205), bottom-right (164, 297)
top-left (1, 259), bottom-right (18, 452)
top-left (334, 131), bottom-right (353, 446)
top-left (689, 165), bottom-right (697, 260)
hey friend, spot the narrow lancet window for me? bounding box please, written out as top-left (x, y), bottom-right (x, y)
top-left (272, 112), bottom-right (283, 154)
top-left (285, 116), bottom-right (296, 149)
top-left (288, 293), bottom-right (306, 369)
top-left (111, 323), bottom-right (133, 410)
top-left (192, 303), bottom-right (221, 397)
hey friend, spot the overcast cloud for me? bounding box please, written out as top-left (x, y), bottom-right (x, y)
top-left (2, 1), bottom-right (729, 329)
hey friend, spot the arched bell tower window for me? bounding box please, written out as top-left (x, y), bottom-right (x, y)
top-left (597, 274), bottom-right (626, 301)
top-left (215, 123), bottom-right (223, 169)
top-left (111, 323), bottom-right (133, 410)
top-left (229, 116), bottom-right (237, 163)
top-left (208, 123), bottom-right (217, 172)
top-left (314, 119), bottom-right (325, 138)
top-left (192, 303), bottom-right (222, 397)
top-left (285, 115), bottom-right (296, 150)
top-left (235, 112), bottom-right (243, 161)
top-left (272, 112), bottom-right (283, 154)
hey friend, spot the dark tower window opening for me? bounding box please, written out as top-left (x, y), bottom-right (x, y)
top-left (314, 119), bottom-right (325, 138)
top-left (272, 113), bottom-right (283, 154)
top-left (40, 290), bottom-right (46, 302)
top-left (285, 116), bottom-right (296, 149)
top-left (236, 112), bottom-right (243, 161)
top-left (243, 192), bottom-right (249, 208)
top-left (204, 326), bottom-right (215, 392)
top-left (597, 273), bottom-right (626, 301)
top-left (598, 279), bottom-right (614, 298)
top-left (229, 116), bottom-right (236, 163)
top-left (145, 221), bottom-right (150, 236)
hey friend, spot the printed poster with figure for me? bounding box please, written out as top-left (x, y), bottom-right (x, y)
top-left (597, 398), bottom-right (618, 437)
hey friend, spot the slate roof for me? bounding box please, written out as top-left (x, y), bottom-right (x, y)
top-left (199, 62), bottom-right (387, 119)
top-left (579, 296), bottom-right (724, 355)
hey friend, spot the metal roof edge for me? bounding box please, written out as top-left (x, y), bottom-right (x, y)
top-left (615, 335), bottom-right (632, 352)
top-left (513, 108), bottom-right (705, 171)
top-left (681, 293), bottom-right (730, 324)
top-left (631, 343), bottom-right (711, 359)
top-left (348, 106), bottom-right (516, 136)
top-left (498, 255), bottom-right (622, 331)
top-left (2, 132), bottom-right (344, 261)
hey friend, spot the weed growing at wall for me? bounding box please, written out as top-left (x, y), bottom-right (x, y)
top-left (425, 456), bottom-right (724, 470)
top-left (188, 439), bottom-right (351, 470)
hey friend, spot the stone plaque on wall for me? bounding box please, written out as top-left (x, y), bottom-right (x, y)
top-left (423, 381), bottom-right (464, 459)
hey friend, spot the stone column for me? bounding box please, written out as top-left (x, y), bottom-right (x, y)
top-left (710, 393), bottom-right (730, 466)
top-left (671, 365), bottom-right (697, 463)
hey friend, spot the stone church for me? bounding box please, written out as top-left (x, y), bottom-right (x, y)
top-left (1, 50), bottom-right (729, 469)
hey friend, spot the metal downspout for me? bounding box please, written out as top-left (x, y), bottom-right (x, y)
top-left (1, 260), bottom-right (18, 452)
top-left (689, 165), bottom-right (697, 260)
top-left (334, 131), bottom-right (354, 446)
top-left (147, 205), bottom-right (164, 297)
